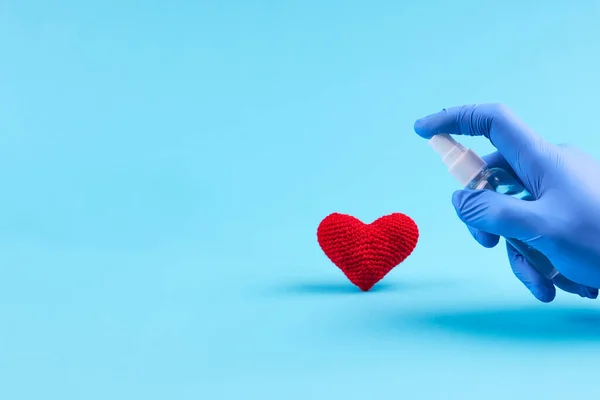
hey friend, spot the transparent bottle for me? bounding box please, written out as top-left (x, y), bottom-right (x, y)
top-left (428, 134), bottom-right (560, 280)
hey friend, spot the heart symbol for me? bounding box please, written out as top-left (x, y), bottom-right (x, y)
top-left (317, 212), bottom-right (419, 291)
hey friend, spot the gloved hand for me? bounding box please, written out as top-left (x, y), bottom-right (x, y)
top-left (413, 104), bottom-right (600, 302)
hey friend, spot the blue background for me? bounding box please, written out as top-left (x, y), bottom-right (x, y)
top-left (2, 1), bottom-right (600, 399)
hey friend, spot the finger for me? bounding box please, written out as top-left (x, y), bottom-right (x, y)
top-left (553, 274), bottom-right (599, 299)
top-left (452, 189), bottom-right (544, 240)
top-left (506, 242), bottom-right (555, 303)
top-left (414, 104), bottom-right (552, 175)
top-left (482, 151), bottom-right (528, 189)
top-left (466, 224), bottom-right (500, 248)
top-left (465, 151), bottom-right (514, 247)
top-left (482, 151), bottom-right (514, 175)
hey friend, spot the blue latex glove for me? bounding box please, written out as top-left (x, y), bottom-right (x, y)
top-left (414, 104), bottom-right (600, 302)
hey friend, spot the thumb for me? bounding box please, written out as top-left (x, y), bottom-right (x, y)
top-left (451, 189), bottom-right (542, 240)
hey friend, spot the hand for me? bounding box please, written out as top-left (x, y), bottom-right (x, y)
top-left (413, 104), bottom-right (600, 302)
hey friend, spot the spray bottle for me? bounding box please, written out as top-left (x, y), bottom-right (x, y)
top-left (428, 133), bottom-right (560, 280)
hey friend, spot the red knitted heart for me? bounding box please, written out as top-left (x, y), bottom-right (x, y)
top-left (317, 212), bottom-right (419, 291)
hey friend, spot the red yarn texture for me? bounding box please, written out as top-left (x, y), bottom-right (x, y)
top-left (317, 212), bottom-right (419, 291)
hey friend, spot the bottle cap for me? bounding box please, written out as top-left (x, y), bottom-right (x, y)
top-left (428, 134), bottom-right (487, 187)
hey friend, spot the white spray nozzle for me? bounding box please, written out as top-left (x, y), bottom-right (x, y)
top-left (428, 134), bottom-right (487, 187)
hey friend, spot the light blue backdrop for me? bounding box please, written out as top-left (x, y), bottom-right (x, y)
top-left (2, 1), bottom-right (600, 399)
